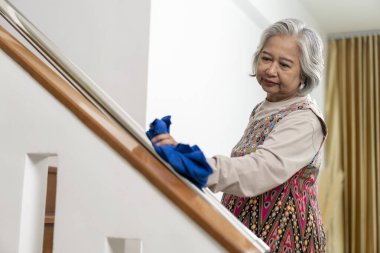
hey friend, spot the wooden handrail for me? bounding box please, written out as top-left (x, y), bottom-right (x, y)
top-left (0, 26), bottom-right (263, 253)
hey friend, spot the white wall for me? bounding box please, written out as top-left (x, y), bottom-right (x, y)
top-left (146, 0), bottom-right (327, 158)
top-left (9, 0), bottom-right (151, 127)
top-left (147, 0), bottom-right (265, 157)
top-left (0, 48), bottom-right (227, 253)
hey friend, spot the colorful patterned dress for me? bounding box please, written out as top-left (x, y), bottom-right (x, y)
top-left (221, 99), bottom-right (327, 253)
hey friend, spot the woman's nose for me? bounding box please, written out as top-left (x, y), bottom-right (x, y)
top-left (266, 63), bottom-right (278, 76)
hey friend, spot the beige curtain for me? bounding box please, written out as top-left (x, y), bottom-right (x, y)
top-left (319, 35), bottom-right (380, 253)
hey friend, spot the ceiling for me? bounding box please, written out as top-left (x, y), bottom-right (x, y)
top-left (301, 0), bottom-right (380, 35)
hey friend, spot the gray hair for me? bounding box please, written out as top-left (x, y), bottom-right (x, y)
top-left (252, 18), bottom-right (324, 95)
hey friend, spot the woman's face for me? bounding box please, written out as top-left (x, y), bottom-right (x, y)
top-left (256, 35), bottom-right (304, 102)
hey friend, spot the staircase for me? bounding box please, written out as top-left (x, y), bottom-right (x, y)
top-left (0, 1), bottom-right (269, 252)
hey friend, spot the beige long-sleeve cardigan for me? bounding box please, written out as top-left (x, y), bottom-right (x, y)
top-left (206, 95), bottom-right (324, 197)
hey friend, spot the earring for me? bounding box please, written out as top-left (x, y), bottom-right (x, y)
top-left (299, 83), bottom-right (305, 90)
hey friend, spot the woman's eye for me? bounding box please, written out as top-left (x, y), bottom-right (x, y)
top-left (261, 56), bottom-right (271, 62)
top-left (280, 63), bottom-right (290, 68)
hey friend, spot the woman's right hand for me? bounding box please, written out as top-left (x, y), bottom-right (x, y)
top-left (151, 134), bottom-right (178, 147)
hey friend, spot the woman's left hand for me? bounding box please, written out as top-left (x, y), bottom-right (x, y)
top-left (151, 133), bottom-right (178, 147)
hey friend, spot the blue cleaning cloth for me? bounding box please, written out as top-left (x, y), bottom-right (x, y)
top-left (146, 116), bottom-right (213, 188)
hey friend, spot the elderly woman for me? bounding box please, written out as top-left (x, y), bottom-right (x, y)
top-left (152, 18), bottom-right (327, 253)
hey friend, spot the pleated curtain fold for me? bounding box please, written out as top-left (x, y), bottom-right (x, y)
top-left (319, 35), bottom-right (380, 253)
